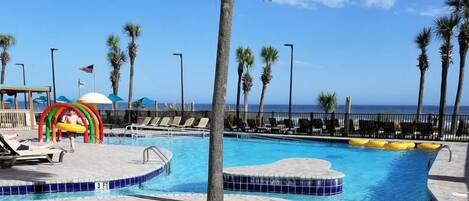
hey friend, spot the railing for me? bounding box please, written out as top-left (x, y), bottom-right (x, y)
top-left (142, 146), bottom-right (171, 175)
top-left (98, 109), bottom-right (469, 142)
top-left (0, 109), bottom-right (33, 130)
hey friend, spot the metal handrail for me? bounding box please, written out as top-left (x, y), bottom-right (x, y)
top-left (440, 145), bottom-right (452, 162)
top-left (142, 146), bottom-right (171, 175)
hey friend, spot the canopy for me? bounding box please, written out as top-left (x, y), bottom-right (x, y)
top-left (108, 94), bottom-right (123, 102)
top-left (138, 97), bottom-right (155, 106)
top-left (33, 96), bottom-right (47, 104)
top-left (78, 92), bottom-right (112, 104)
top-left (57, 96), bottom-right (71, 103)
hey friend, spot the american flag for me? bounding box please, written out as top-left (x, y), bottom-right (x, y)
top-left (80, 64), bottom-right (94, 73)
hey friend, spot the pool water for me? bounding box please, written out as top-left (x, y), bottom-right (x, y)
top-left (1, 136), bottom-right (435, 201)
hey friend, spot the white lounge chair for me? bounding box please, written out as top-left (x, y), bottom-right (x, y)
top-left (191, 118), bottom-right (209, 131)
top-left (170, 116), bottom-right (182, 127)
top-left (177, 118), bottom-right (195, 129)
top-left (0, 134), bottom-right (65, 168)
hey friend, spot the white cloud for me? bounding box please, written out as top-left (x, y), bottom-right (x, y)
top-left (407, 6), bottom-right (451, 17)
top-left (363, 0), bottom-right (395, 9)
top-left (268, 0), bottom-right (395, 9)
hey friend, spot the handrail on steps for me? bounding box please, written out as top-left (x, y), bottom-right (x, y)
top-left (142, 146), bottom-right (171, 175)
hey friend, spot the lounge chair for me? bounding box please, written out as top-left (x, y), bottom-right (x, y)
top-left (0, 135), bottom-right (65, 168)
top-left (311, 119), bottom-right (323, 134)
top-left (148, 117), bottom-right (161, 127)
top-left (192, 118), bottom-right (209, 130)
top-left (158, 117), bottom-right (171, 127)
top-left (127, 116), bottom-right (152, 130)
top-left (400, 122), bottom-right (416, 139)
top-left (170, 116), bottom-right (182, 127)
top-left (176, 118), bottom-right (195, 129)
top-left (268, 118), bottom-right (284, 133)
top-left (224, 118), bottom-right (237, 131)
top-left (297, 119), bottom-right (310, 134)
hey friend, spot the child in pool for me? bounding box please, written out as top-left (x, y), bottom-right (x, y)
top-left (61, 109), bottom-right (83, 153)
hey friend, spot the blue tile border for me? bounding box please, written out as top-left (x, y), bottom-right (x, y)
top-left (0, 160), bottom-right (170, 196)
top-left (223, 174), bottom-right (343, 196)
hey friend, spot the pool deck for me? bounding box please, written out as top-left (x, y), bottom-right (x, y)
top-left (54, 194), bottom-right (289, 201)
top-left (0, 130), bottom-right (172, 193)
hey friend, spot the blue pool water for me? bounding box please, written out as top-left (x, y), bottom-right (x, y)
top-left (1, 136), bottom-right (435, 201)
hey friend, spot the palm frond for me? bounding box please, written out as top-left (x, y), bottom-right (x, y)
top-left (0, 34), bottom-right (16, 50)
top-left (415, 27), bottom-right (432, 50)
top-left (261, 46), bottom-right (279, 66)
top-left (317, 92), bottom-right (338, 114)
top-left (434, 15), bottom-right (461, 41)
top-left (123, 23), bottom-right (142, 41)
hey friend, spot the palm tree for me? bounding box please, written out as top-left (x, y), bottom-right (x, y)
top-left (123, 23), bottom-right (142, 110)
top-left (434, 14), bottom-right (460, 138)
top-left (257, 46), bottom-right (279, 124)
top-left (317, 92), bottom-right (338, 114)
top-left (106, 34), bottom-right (127, 110)
top-left (235, 47), bottom-right (246, 124)
top-left (0, 34), bottom-right (16, 84)
top-left (207, 0), bottom-right (234, 200)
top-left (242, 49), bottom-right (254, 123)
top-left (414, 27), bottom-right (432, 121)
top-left (446, 0), bottom-right (469, 133)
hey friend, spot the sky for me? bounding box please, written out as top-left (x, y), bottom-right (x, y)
top-left (0, 0), bottom-right (466, 106)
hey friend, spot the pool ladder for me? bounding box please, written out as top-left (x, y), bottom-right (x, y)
top-left (142, 146), bottom-right (171, 175)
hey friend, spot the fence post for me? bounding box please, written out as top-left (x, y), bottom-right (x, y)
top-left (310, 112), bottom-right (314, 135)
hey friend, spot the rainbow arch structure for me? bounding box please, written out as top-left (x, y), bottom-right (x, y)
top-left (38, 102), bottom-right (104, 144)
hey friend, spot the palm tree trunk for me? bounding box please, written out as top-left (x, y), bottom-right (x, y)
top-left (243, 91), bottom-right (248, 123)
top-left (438, 61), bottom-right (450, 139)
top-left (258, 84), bottom-right (267, 125)
top-left (1, 62), bottom-right (6, 84)
top-left (451, 48), bottom-right (467, 134)
top-left (416, 70), bottom-right (426, 122)
top-left (112, 86), bottom-right (118, 111)
top-left (127, 59), bottom-right (135, 110)
top-left (207, 0), bottom-right (233, 200)
top-left (236, 73), bottom-right (242, 123)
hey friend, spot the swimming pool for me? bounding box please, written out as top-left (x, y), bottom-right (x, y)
top-left (1, 136), bottom-right (435, 201)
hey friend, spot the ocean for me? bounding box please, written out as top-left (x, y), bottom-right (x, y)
top-left (16, 102), bottom-right (469, 114)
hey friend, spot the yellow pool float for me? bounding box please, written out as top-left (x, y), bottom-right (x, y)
top-left (56, 122), bottom-right (86, 133)
top-left (384, 142), bottom-right (409, 151)
top-left (365, 140), bottom-right (388, 148)
top-left (417, 143), bottom-right (441, 151)
top-left (400, 141), bottom-right (416, 149)
top-left (348, 139), bottom-right (369, 146)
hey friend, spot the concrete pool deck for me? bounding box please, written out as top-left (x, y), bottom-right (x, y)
top-left (0, 135), bottom-right (172, 194)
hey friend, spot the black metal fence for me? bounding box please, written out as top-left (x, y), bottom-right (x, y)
top-left (97, 109), bottom-right (469, 142)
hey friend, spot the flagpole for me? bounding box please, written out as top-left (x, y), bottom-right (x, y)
top-left (78, 79), bottom-right (81, 98)
top-left (93, 69), bottom-right (96, 92)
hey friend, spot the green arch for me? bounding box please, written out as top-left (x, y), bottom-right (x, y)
top-left (45, 107), bottom-right (59, 142)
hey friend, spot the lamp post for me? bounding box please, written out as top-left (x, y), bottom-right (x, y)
top-left (173, 53), bottom-right (184, 119)
top-left (50, 48), bottom-right (59, 103)
top-left (15, 63), bottom-right (27, 109)
top-left (284, 43), bottom-right (294, 132)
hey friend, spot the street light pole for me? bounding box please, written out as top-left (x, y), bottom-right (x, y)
top-left (284, 44), bottom-right (294, 132)
top-left (15, 63), bottom-right (27, 109)
top-left (173, 53), bottom-right (184, 120)
top-left (50, 48), bottom-right (58, 103)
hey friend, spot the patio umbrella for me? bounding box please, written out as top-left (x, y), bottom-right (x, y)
top-left (138, 97), bottom-right (155, 106)
top-left (108, 94), bottom-right (123, 103)
top-left (78, 92), bottom-right (112, 104)
top-left (57, 96), bottom-right (71, 103)
top-left (33, 96), bottom-right (47, 104)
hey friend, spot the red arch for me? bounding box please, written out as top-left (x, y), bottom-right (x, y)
top-left (38, 103), bottom-right (90, 143)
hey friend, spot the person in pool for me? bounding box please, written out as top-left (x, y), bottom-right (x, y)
top-left (61, 109), bottom-right (83, 153)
